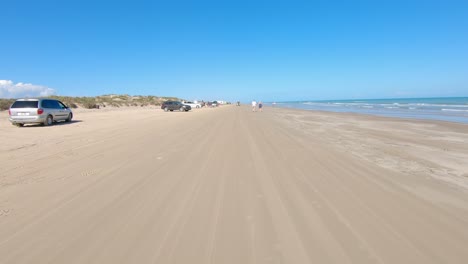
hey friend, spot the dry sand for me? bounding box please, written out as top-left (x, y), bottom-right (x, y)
top-left (0, 105), bottom-right (468, 263)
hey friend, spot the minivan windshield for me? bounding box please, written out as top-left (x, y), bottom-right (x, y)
top-left (11, 101), bottom-right (39, 108)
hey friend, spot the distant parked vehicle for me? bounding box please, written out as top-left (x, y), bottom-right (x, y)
top-left (182, 101), bottom-right (202, 108)
top-left (8, 98), bottom-right (73, 127)
top-left (161, 101), bottom-right (191, 112)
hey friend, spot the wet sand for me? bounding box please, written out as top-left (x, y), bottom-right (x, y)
top-left (1, 105), bottom-right (468, 263)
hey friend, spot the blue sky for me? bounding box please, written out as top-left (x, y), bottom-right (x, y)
top-left (1, 0), bottom-right (467, 102)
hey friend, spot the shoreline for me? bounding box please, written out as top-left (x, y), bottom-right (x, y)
top-left (273, 98), bottom-right (468, 124)
top-left (274, 105), bottom-right (468, 128)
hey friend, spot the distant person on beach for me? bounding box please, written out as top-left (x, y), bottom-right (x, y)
top-left (258, 101), bottom-right (263, 112)
top-left (251, 100), bottom-right (257, 112)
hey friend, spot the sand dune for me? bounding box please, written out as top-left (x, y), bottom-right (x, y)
top-left (1, 106), bottom-right (468, 263)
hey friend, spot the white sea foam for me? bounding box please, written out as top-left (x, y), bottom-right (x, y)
top-left (442, 109), bottom-right (468, 112)
top-left (277, 98), bottom-right (468, 123)
top-left (416, 104), bottom-right (468, 108)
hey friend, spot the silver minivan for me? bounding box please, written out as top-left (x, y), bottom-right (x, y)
top-left (8, 98), bottom-right (73, 127)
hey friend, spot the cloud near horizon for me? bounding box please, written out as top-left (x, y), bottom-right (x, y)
top-left (0, 80), bottom-right (56, 98)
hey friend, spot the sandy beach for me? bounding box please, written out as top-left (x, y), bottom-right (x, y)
top-left (1, 105), bottom-right (468, 263)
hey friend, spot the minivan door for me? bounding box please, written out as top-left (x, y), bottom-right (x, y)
top-left (51, 100), bottom-right (68, 120)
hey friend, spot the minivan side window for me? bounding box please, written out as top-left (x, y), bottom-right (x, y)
top-left (58, 101), bottom-right (67, 109)
top-left (50, 100), bottom-right (61, 109)
top-left (41, 100), bottom-right (51, 108)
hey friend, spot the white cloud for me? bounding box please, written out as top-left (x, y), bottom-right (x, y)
top-left (0, 80), bottom-right (56, 98)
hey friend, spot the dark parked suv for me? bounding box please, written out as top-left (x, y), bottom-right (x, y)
top-left (161, 101), bottom-right (191, 112)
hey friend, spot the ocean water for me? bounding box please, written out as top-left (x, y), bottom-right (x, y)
top-left (274, 97), bottom-right (468, 124)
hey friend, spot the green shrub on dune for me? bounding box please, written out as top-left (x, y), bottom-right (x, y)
top-left (0, 99), bottom-right (15, 111)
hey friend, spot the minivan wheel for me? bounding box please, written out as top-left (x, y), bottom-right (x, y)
top-left (66, 113), bottom-right (73, 122)
top-left (44, 115), bottom-right (53, 126)
top-left (15, 123), bottom-right (24, 127)
top-left (164, 107), bottom-right (169, 112)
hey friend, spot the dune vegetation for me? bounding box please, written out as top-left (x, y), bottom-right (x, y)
top-left (0, 95), bottom-right (182, 111)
